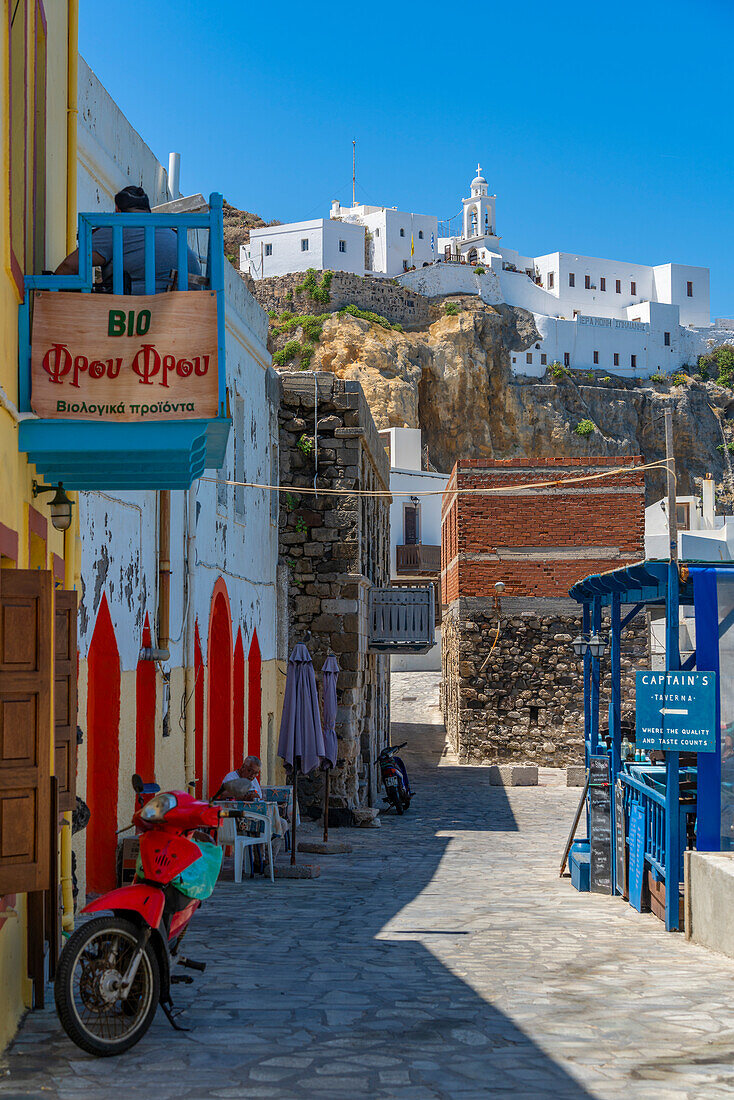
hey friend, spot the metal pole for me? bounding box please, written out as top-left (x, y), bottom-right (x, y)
top-left (352, 139), bottom-right (356, 207)
top-left (664, 403), bottom-right (681, 930)
top-left (291, 759), bottom-right (298, 866)
top-left (323, 769), bottom-right (330, 843)
top-left (610, 592), bottom-right (622, 894)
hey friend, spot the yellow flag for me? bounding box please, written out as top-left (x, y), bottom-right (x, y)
top-left (411, 233), bottom-right (414, 257)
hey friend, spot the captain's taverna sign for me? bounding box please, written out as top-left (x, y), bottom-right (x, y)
top-left (635, 670), bottom-right (717, 752)
top-left (30, 291), bottom-right (218, 421)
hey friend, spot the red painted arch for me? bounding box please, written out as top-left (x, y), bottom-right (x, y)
top-left (86, 594), bottom-right (120, 894)
top-left (135, 614), bottom-right (156, 783)
top-left (233, 628), bottom-right (245, 770)
top-left (247, 629), bottom-right (262, 759)
top-left (194, 622), bottom-right (204, 799)
top-left (206, 579), bottom-right (233, 797)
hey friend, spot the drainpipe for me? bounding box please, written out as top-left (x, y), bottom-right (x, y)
top-left (702, 473), bottom-right (715, 530)
top-left (183, 484), bottom-right (197, 785)
top-left (66, 1), bottom-right (78, 253)
top-left (60, 2), bottom-right (79, 937)
top-left (157, 490), bottom-right (171, 657)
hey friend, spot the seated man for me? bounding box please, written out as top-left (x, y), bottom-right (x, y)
top-left (55, 185), bottom-right (201, 293)
top-left (220, 755), bottom-right (263, 802)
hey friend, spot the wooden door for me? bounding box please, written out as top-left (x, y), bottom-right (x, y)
top-left (0, 569), bottom-right (53, 895)
top-left (54, 590), bottom-right (77, 812)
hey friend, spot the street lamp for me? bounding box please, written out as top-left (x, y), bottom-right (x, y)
top-left (588, 633), bottom-right (608, 659)
top-left (32, 480), bottom-right (74, 532)
top-left (572, 633), bottom-right (588, 657)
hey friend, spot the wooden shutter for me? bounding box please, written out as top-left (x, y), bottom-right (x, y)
top-left (54, 590), bottom-right (77, 812)
top-left (0, 569), bottom-right (53, 895)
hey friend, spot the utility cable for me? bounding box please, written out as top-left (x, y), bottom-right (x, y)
top-left (199, 458), bottom-right (673, 500)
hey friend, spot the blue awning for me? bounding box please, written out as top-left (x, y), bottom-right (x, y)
top-left (18, 417), bottom-right (230, 490)
top-left (569, 560), bottom-right (707, 607)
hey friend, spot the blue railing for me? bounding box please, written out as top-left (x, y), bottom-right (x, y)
top-left (620, 771), bottom-right (695, 881)
top-left (17, 193), bottom-right (230, 489)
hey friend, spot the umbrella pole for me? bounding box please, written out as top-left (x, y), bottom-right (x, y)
top-left (323, 769), bottom-right (330, 843)
top-left (291, 758), bottom-right (298, 866)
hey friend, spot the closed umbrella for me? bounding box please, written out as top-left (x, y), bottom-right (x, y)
top-left (321, 655), bottom-right (339, 843)
top-left (278, 643), bottom-right (325, 864)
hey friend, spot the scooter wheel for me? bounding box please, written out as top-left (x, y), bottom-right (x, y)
top-left (388, 788), bottom-right (404, 815)
top-left (55, 915), bottom-right (160, 1057)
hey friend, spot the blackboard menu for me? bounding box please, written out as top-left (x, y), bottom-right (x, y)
top-left (614, 781), bottom-right (626, 897)
top-left (589, 755), bottom-right (612, 895)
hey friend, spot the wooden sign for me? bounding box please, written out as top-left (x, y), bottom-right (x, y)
top-left (30, 291), bottom-right (218, 421)
top-left (589, 755), bottom-right (612, 894)
top-left (614, 780), bottom-right (627, 897)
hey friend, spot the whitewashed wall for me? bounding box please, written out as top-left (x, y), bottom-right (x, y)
top-left (244, 219), bottom-right (365, 279)
top-left (397, 263), bottom-right (502, 304)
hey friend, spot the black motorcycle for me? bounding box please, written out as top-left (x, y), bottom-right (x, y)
top-left (376, 742), bottom-right (412, 815)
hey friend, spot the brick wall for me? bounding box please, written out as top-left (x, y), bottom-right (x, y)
top-left (441, 457), bottom-right (645, 602)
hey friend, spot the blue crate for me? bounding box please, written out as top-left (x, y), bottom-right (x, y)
top-left (569, 839), bottom-right (590, 892)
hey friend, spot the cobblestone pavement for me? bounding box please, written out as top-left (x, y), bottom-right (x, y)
top-left (3, 672), bottom-right (734, 1099)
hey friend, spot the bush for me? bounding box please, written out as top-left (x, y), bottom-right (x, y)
top-left (599, 376), bottom-right (611, 383)
top-left (671, 373), bottom-right (688, 387)
top-left (296, 434), bottom-right (314, 458)
top-left (698, 344), bottom-right (734, 387)
top-left (273, 339), bottom-right (301, 366)
top-left (267, 310), bottom-right (277, 319)
top-left (299, 342), bottom-right (315, 368)
top-left (651, 371), bottom-right (667, 383)
top-left (337, 303), bottom-right (402, 331)
top-left (473, 265), bottom-right (485, 275)
top-left (444, 301), bottom-right (462, 316)
top-left (717, 442), bottom-right (734, 454)
top-left (549, 361), bottom-right (570, 380)
top-left (574, 419), bottom-right (595, 437)
top-left (295, 268), bottom-right (333, 304)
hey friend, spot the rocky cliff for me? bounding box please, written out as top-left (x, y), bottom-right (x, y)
top-left (271, 296), bottom-right (732, 506)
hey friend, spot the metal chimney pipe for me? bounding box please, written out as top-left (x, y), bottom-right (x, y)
top-left (168, 152), bottom-right (181, 198)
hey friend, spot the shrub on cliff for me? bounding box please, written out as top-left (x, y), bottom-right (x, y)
top-left (574, 419), bottom-right (595, 437)
top-left (698, 344), bottom-right (734, 387)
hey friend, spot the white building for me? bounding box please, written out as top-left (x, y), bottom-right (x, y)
top-left (74, 62), bottom-right (282, 900)
top-left (645, 477), bottom-right (734, 561)
top-left (241, 201), bottom-right (438, 280)
top-left (381, 427), bottom-right (448, 672)
top-left (241, 217), bottom-right (366, 280)
top-left (426, 166), bottom-right (715, 379)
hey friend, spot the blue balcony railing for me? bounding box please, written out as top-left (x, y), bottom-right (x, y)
top-left (17, 193), bottom-right (230, 490)
top-left (620, 771), bottom-right (695, 881)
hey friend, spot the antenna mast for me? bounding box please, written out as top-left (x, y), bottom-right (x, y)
top-left (352, 138), bottom-right (356, 207)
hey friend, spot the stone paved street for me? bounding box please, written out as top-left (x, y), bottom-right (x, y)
top-left (3, 672), bottom-right (734, 1099)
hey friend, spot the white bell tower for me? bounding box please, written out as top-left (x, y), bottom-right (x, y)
top-left (462, 164), bottom-right (497, 242)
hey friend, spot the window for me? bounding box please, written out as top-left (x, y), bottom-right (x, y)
top-left (526, 353), bottom-right (533, 364)
top-left (687, 281), bottom-right (693, 297)
top-left (400, 228), bottom-right (405, 237)
top-left (375, 227), bottom-right (380, 237)
top-left (569, 273), bottom-right (575, 287)
top-left (600, 277), bottom-right (606, 291)
top-left (630, 354), bottom-right (637, 368)
top-left (264, 243), bottom-right (272, 256)
top-left (631, 281), bottom-right (637, 295)
top-left (403, 503), bottom-right (420, 545)
top-left (402, 260), bottom-right (409, 272)
top-left (593, 351), bottom-right (599, 365)
top-left (301, 238), bottom-right (309, 252)
top-left (338, 239), bottom-right (346, 253)
top-left (676, 502), bottom-right (691, 530)
top-left (585, 275), bottom-right (591, 289)
top-left (548, 272), bottom-right (555, 289)
top-left (664, 331), bottom-right (671, 346)
top-left (614, 352), bottom-right (620, 366)
top-left (564, 352), bottom-right (570, 367)
top-left (540, 353), bottom-right (547, 365)
top-left (418, 230), bottom-right (424, 239)
top-left (615, 279), bottom-right (621, 293)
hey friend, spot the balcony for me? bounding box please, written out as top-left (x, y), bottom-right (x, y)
top-left (17, 194), bottom-right (230, 489)
top-left (396, 543), bottom-right (441, 575)
top-left (368, 585), bottom-right (436, 654)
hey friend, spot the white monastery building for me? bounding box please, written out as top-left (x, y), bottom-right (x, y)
top-left (241, 162), bottom-right (731, 379)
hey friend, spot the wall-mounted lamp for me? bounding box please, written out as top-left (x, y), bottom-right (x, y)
top-left (31, 480), bottom-right (73, 532)
top-left (493, 579), bottom-right (505, 610)
top-left (588, 633), bottom-right (608, 659)
top-left (572, 634), bottom-right (588, 657)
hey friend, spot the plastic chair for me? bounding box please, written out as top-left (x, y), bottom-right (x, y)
top-left (217, 812), bottom-right (274, 884)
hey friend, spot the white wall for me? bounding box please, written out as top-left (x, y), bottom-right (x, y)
top-left (242, 219), bottom-right (365, 279)
top-left (397, 263), bottom-right (503, 304)
top-left (332, 203), bottom-right (438, 276)
top-left (77, 56), bottom-right (171, 212)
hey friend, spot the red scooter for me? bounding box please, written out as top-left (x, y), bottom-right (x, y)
top-left (54, 775), bottom-right (226, 1056)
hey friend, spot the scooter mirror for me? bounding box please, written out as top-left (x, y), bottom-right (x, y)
top-left (131, 773), bottom-right (144, 794)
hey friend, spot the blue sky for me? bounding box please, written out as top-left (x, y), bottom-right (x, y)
top-left (81, 0), bottom-right (733, 317)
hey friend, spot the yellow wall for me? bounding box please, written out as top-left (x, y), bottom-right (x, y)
top-left (0, 0), bottom-right (77, 1053)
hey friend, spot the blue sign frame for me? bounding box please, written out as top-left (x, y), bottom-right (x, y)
top-left (636, 670), bottom-right (716, 753)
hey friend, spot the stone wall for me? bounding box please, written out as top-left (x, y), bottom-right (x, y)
top-left (244, 270), bottom-right (433, 329)
top-left (441, 596), bottom-right (649, 766)
top-left (278, 372), bottom-right (391, 814)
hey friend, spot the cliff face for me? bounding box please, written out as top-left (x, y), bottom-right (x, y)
top-left (291, 297), bottom-right (734, 505)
